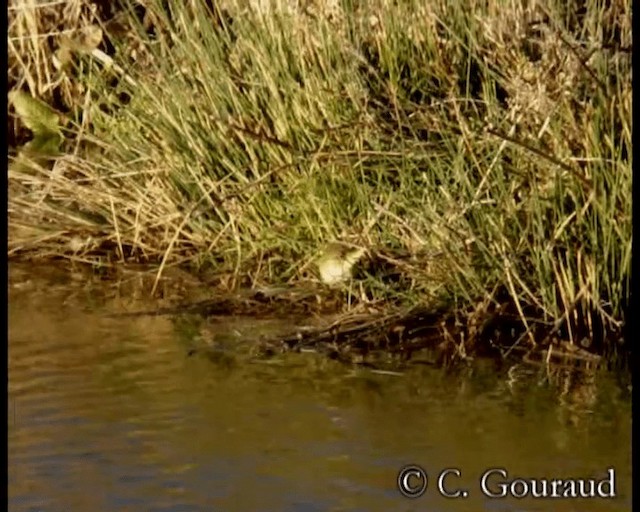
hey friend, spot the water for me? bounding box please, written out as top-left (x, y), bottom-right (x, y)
top-left (8, 264), bottom-right (631, 512)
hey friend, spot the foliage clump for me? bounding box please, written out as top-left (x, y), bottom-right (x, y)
top-left (8, 0), bottom-right (631, 357)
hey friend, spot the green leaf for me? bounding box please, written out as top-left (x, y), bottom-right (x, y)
top-left (24, 133), bottom-right (63, 156)
top-left (9, 90), bottom-right (62, 138)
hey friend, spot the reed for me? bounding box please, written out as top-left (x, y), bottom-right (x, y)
top-left (8, 0), bottom-right (631, 355)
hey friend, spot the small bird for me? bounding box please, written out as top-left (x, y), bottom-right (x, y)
top-left (316, 243), bottom-right (366, 285)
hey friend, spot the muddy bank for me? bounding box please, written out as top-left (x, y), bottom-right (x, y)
top-left (108, 281), bottom-right (611, 375)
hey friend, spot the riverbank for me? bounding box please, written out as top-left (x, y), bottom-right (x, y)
top-left (8, 0), bottom-right (631, 364)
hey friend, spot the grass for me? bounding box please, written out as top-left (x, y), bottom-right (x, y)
top-left (8, 0), bottom-right (631, 360)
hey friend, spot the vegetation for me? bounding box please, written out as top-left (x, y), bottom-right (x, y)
top-left (8, 0), bottom-right (631, 361)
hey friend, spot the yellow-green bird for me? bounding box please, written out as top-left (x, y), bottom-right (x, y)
top-left (317, 243), bottom-right (366, 285)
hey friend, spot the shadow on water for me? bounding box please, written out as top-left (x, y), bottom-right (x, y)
top-left (8, 264), bottom-right (631, 512)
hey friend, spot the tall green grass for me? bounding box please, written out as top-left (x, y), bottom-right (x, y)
top-left (9, 0), bottom-right (631, 350)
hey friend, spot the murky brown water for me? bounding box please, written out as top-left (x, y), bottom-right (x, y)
top-left (9, 264), bottom-right (631, 512)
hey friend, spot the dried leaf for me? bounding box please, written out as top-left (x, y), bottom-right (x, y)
top-left (59, 25), bottom-right (103, 54)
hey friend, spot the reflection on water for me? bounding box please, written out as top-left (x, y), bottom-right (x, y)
top-left (9, 264), bottom-right (631, 511)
